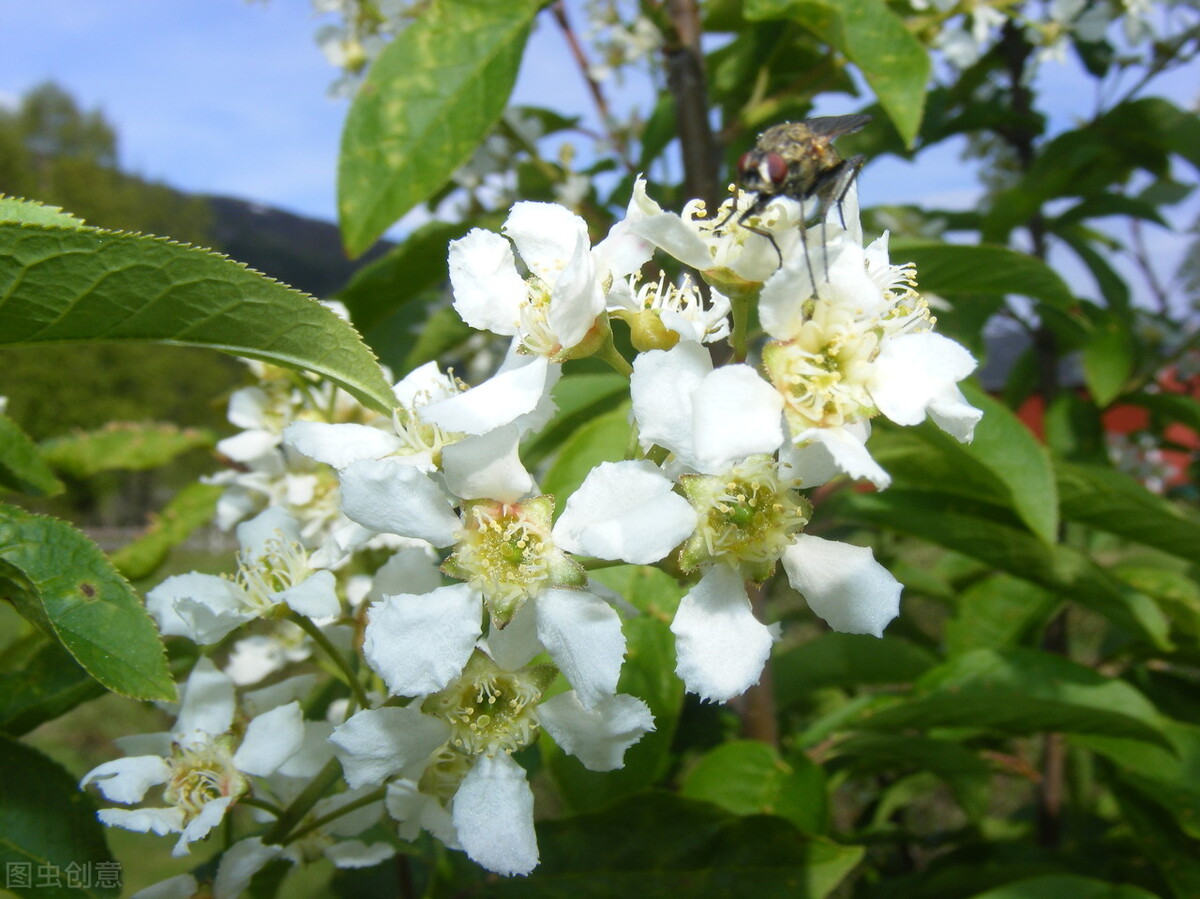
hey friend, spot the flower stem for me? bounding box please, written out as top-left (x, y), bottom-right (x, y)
top-left (261, 756), bottom-right (343, 846)
top-left (728, 290), bottom-right (752, 363)
top-left (285, 786), bottom-right (387, 843)
top-left (596, 340), bottom-right (634, 377)
top-left (288, 611), bottom-right (372, 711)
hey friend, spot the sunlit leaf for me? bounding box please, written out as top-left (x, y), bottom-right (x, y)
top-left (337, 0), bottom-right (543, 255)
top-left (0, 223), bottom-right (396, 413)
top-left (0, 504), bottom-right (175, 702)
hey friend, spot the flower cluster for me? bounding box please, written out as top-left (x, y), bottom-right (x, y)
top-left (84, 166), bottom-right (980, 893)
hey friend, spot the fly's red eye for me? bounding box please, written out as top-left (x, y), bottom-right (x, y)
top-left (766, 152), bottom-right (788, 185)
top-left (737, 151), bottom-right (754, 174)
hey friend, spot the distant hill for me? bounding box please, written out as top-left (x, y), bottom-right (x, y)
top-left (203, 194), bottom-right (392, 299)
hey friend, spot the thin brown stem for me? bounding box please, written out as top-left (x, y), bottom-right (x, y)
top-left (550, 0), bottom-right (637, 172)
top-left (662, 0), bottom-right (720, 211)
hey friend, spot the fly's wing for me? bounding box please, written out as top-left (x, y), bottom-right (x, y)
top-left (805, 114), bottom-right (872, 139)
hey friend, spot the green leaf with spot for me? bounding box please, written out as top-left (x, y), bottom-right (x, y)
top-left (0, 503), bottom-right (175, 702)
top-left (337, 0), bottom-right (543, 256)
top-left (0, 223), bottom-right (395, 414)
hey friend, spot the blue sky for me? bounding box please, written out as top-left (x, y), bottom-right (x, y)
top-left (2, 0), bottom-right (1196, 309)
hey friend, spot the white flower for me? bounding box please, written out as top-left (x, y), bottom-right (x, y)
top-left (80, 659), bottom-right (306, 856)
top-left (608, 269), bottom-right (732, 350)
top-left (759, 230), bottom-right (981, 487)
top-left (330, 648), bottom-right (653, 877)
top-left (146, 507), bottom-right (340, 644)
top-left (448, 198), bottom-right (650, 360)
top-left (557, 453), bottom-right (901, 701)
top-left (630, 341), bottom-right (784, 475)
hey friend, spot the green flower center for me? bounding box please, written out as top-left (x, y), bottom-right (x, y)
top-left (680, 455), bottom-right (811, 582)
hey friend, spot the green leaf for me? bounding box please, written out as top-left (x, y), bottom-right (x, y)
top-left (1082, 320), bottom-right (1135, 406)
top-left (830, 732), bottom-right (993, 821)
top-left (745, 0), bottom-right (929, 145)
top-left (893, 240), bottom-right (1076, 311)
top-left (0, 414), bottom-right (63, 497)
top-left (337, 0), bottom-right (542, 255)
top-left (0, 195), bottom-right (88, 228)
top-left (0, 504), bottom-right (175, 702)
top-left (479, 792), bottom-right (863, 898)
top-left (0, 639), bottom-right (104, 735)
top-left (871, 384), bottom-right (1059, 543)
top-left (398, 304), bottom-right (473, 371)
top-left (1110, 785), bottom-right (1200, 899)
top-left (680, 741), bottom-right (829, 834)
top-left (855, 648), bottom-right (1171, 748)
top-left (837, 490), bottom-right (1171, 648)
top-left (1056, 461), bottom-right (1200, 561)
top-left (0, 733), bottom-right (119, 898)
top-left (541, 404), bottom-right (632, 510)
top-left (38, 422), bottom-right (214, 479)
top-left (109, 481), bottom-right (223, 582)
top-left (943, 574), bottom-right (1060, 657)
top-left (521, 373), bottom-right (629, 468)
top-left (335, 219), bottom-right (472, 334)
top-left (967, 875), bottom-right (1162, 899)
top-left (773, 633), bottom-right (936, 705)
top-left (0, 223), bottom-right (396, 414)
top-left (1075, 718), bottom-right (1200, 840)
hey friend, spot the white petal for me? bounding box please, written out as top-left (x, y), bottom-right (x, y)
top-left (782, 533), bottom-right (901, 637)
top-left (367, 546), bottom-right (443, 603)
top-left (630, 341), bottom-right (710, 461)
top-left (176, 658), bottom-right (235, 740)
top-left (452, 753), bottom-right (538, 877)
top-left (671, 566), bottom-right (775, 702)
top-left (339, 458), bottom-right (461, 546)
top-left (131, 874), bottom-right (200, 899)
top-left (441, 425), bottom-right (533, 503)
top-left (313, 784), bottom-right (385, 837)
top-left (386, 780), bottom-right (459, 847)
top-left (173, 795), bottom-right (234, 855)
top-left (243, 674), bottom-right (318, 717)
top-left (98, 806), bottom-right (184, 837)
top-left (276, 569), bottom-right (340, 620)
top-left (787, 425), bottom-right (891, 489)
top-left (236, 506), bottom-right (302, 559)
top-left (547, 245), bottom-right (604, 351)
top-left (539, 692), bottom-right (654, 771)
top-left (233, 701), bottom-right (304, 776)
top-left (284, 421), bottom-right (402, 469)
top-left (330, 706), bottom-right (450, 789)
top-left (628, 208), bottom-right (713, 271)
top-left (80, 756), bottom-right (170, 803)
top-left (535, 589), bottom-right (625, 709)
top-left (278, 721), bottom-right (336, 779)
top-left (449, 229), bottom-right (526, 336)
top-left (483, 601), bottom-right (543, 672)
top-left (226, 386), bottom-right (271, 430)
top-left (929, 384), bottom-right (983, 442)
top-left (325, 839), bottom-right (396, 868)
top-left (503, 201), bottom-right (589, 286)
top-left (363, 586), bottom-right (482, 696)
top-left (217, 429), bottom-right (279, 464)
top-left (420, 356), bottom-right (553, 436)
top-left (552, 460), bottom-right (696, 564)
top-left (869, 332), bottom-right (977, 427)
top-left (146, 573), bottom-right (248, 644)
top-left (393, 361), bottom-right (459, 408)
top-left (692, 365), bottom-right (784, 472)
top-left (213, 837), bottom-right (284, 899)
